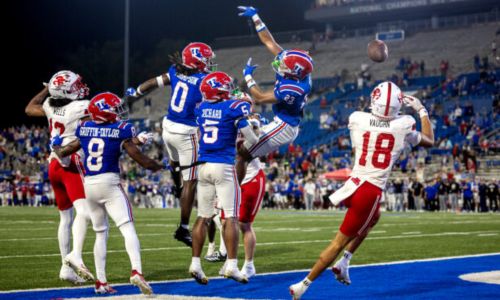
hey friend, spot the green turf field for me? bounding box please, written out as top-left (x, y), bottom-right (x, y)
top-left (0, 207), bottom-right (499, 291)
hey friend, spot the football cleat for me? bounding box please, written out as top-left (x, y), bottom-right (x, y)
top-left (174, 226), bottom-right (193, 248)
top-left (59, 265), bottom-right (86, 285)
top-left (63, 255), bottom-right (95, 282)
top-left (332, 261), bottom-right (351, 285)
top-left (205, 250), bottom-right (227, 262)
top-left (289, 281), bottom-right (309, 300)
top-left (189, 265), bottom-right (209, 285)
top-left (94, 280), bottom-right (117, 294)
top-left (241, 263), bottom-right (256, 279)
top-left (218, 261), bottom-right (227, 276)
top-left (130, 270), bottom-right (153, 295)
top-left (224, 267), bottom-right (249, 284)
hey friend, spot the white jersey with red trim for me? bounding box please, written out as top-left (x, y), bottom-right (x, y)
top-left (242, 158), bottom-right (263, 185)
top-left (43, 99), bottom-right (90, 146)
top-left (349, 111), bottom-right (421, 189)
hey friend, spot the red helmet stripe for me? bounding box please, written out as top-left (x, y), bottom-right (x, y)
top-left (384, 82), bottom-right (392, 116)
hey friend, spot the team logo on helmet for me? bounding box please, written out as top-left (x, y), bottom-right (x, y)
top-left (371, 88), bottom-right (381, 101)
top-left (207, 78), bottom-right (222, 89)
top-left (190, 47), bottom-right (202, 59)
top-left (94, 99), bottom-right (111, 111)
top-left (293, 63), bottom-right (305, 77)
top-left (53, 75), bottom-right (68, 87)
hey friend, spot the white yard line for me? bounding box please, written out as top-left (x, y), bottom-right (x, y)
top-left (1, 230), bottom-right (498, 260)
top-left (1, 252), bottom-right (499, 294)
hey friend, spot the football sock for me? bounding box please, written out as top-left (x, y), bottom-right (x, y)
top-left (244, 259), bottom-right (254, 266)
top-left (343, 250), bottom-right (353, 263)
top-left (94, 230), bottom-right (108, 283)
top-left (303, 277), bottom-right (312, 286)
top-left (207, 242), bottom-right (216, 255)
top-left (181, 224), bottom-right (189, 230)
top-left (191, 257), bottom-right (201, 270)
top-left (226, 258), bottom-right (238, 270)
top-left (219, 230), bottom-right (227, 256)
top-left (72, 199), bottom-right (88, 265)
top-left (58, 208), bottom-right (73, 263)
top-left (119, 222), bottom-right (142, 274)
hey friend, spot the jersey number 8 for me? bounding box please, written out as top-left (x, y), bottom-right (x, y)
top-left (87, 138), bottom-right (105, 171)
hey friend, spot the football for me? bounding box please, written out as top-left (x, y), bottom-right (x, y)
top-left (367, 39), bottom-right (389, 63)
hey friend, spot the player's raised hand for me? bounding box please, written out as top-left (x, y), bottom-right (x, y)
top-left (137, 131), bottom-right (154, 145)
top-left (403, 94), bottom-right (425, 113)
top-left (50, 135), bottom-right (63, 150)
top-left (243, 58), bottom-right (258, 77)
top-left (126, 87), bottom-right (138, 98)
top-left (237, 6), bottom-right (258, 18)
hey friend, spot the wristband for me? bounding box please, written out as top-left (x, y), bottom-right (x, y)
top-left (136, 87), bottom-right (144, 96)
top-left (156, 76), bottom-right (164, 87)
top-left (252, 14), bottom-right (266, 32)
top-left (418, 108), bottom-right (428, 118)
top-left (245, 75), bottom-right (256, 88)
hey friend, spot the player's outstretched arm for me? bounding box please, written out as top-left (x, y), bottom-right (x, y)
top-left (237, 6), bottom-right (283, 56)
top-left (25, 86), bottom-right (49, 117)
top-left (404, 95), bottom-right (434, 147)
top-left (126, 74), bottom-right (170, 98)
top-left (243, 58), bottom-right (278, 105)
top-left (54, 139), bottom-right (81, 158)
top-left (123, 139), bottom-right (164, 171)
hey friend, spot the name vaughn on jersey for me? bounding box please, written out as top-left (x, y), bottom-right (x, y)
top-left (79, 127), bottom-right (121, 138)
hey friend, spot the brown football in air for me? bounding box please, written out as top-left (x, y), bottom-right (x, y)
top-left (367, 39), bottom-right (388, 63)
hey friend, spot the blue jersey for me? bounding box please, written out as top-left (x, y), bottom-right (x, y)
top-left (166, 65), bottom-right (207, 127)
top-left (272, 73), bottom-right (312, 126)
top-left (76, 121), bottom-right (136, 176)
top-left (196, 99), bottom-right (251, 164)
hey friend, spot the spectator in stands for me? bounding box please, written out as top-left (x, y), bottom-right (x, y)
top-left (424, 180), bottom-right (438, 211)
top-left (487, 180), bottom-right (498, 212)
top-left (144, 97), bottom-right (152, 115)
top-left (320, 95), bottom-right (327, 108)
top-left (303, 178), bottom-right (317, 210)
top-left (478, 179), bottom-right (489, 212)
top-left (420, 60), bottom-right (425, 77)
top-left (409, 178), bottom-right (424, 211)
top-left (473, 54), bottom-right (481, 72)
top-left (437, 178), bottom-right (449, 212)
top-left (448, 178), bottom-right (461, 213)
top-left (462, 179), bottom-right (474, 212)
top-left (440, 60), bottom-right (449, 77)
top-left (393, 179), bottom-right (405, 212)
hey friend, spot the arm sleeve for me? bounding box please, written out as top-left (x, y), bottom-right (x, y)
top-left (240, 123), bottom-right (259, 148)
top-left (404, 116), bottom-right (421, 146)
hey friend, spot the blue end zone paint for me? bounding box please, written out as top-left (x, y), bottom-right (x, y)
top-left (2, 254), bottom-right (499, 300)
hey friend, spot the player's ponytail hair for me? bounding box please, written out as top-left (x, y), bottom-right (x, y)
top-left (48, 97), bottom-right (73, 108)
top-left (168, 51), bottom-right (198, 76)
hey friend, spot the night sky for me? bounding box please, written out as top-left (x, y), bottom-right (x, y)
top-left (6, 0), bottom-right (314, 127)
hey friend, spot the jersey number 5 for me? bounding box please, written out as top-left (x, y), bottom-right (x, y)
top-left (202, 120), bottom-right (219, 144)
top-left (359, 132), bottom-right (395, 169)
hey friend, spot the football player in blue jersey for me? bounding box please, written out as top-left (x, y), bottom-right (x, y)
top-left (54, 92), bottom-right (164, 295)
top-left (188, 71), bottom-right (259, 285)
top-left (126, 42), bottom-right (216, 247)
top-left (236, 6), bottom-right (314, 176)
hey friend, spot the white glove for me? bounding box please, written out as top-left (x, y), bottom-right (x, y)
top-left (403, 95), bottom-right (425, 113)
top-left (137, 131), bottom-right (154, 145)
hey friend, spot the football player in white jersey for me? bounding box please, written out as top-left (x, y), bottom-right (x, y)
top-left (289, 82), bottom-right (434, 299)
top-left (25, 70), bottom-right (93, 284)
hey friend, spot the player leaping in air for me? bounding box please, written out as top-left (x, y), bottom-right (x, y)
top-left (127, 43), bottom-right (216, 247)
top-left (25, 71), bottom-right (93, 284)
top-left (54, 92), bottom-right (163, 295)
top-left (289, 82), bottom-right (435, 299)
top-left (236, 6), bottom-right (313, 175)
top-left (189, 71), bottom-right (260, 285)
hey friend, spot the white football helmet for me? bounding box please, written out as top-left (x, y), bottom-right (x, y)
top-left (370, 81), bottom-right (403, 120)
top-left (48, 70), bottom-right (89, 100)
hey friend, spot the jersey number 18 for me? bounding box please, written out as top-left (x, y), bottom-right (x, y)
top-left (359, 132), bottom-right (395, 169)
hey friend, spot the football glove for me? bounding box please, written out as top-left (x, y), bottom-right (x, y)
top-left (237, 6), bottom-right (258, 18)
top-left (137, 131), bottom-right (154, 145)
top-left (403, 95), bottom-right (425, 112)
top-left (50, 135), bottom-right (63, 150)
top-left (243, 58), bottom-right (258, 77)
top-left (126, 87), bottom-right (138, 97)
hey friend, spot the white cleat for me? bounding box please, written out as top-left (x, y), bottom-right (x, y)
top-left (332, 261), bottom-right (351, 285)
top-left (130, 270), bottom-right (153, 295)
top-left (59, 264), bottom-right (86, 285)
top-left (189, 265), bottom-right (208, 285)
top-left (94, 280), bottom-right (117, 294)
top-left (64, 254), bottom-right (95, 282)
top-left (289, 281), bottom-right (309, 300)
top-left (224, 267), bottom-right (248, 284)
top-left (218, 261), bottom-right (228, 277)
top-left (241, 263), bottom-right (256, 279)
